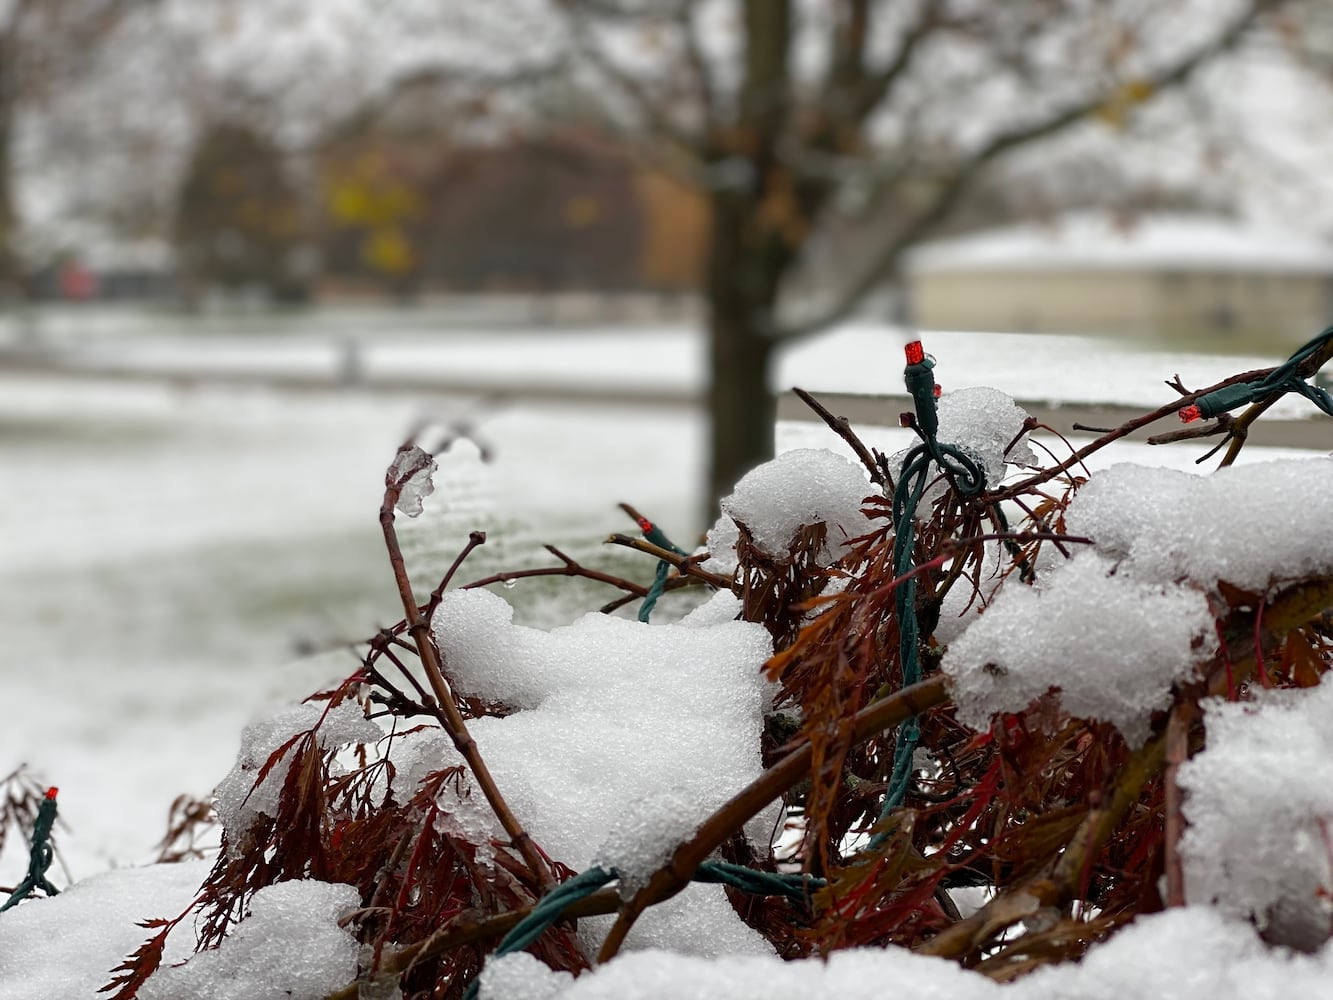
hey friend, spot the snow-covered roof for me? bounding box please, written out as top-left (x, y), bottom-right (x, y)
top-left (905, 213), bottom-right (1333, 276)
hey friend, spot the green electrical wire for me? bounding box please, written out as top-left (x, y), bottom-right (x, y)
top-left (1181, 325), bottom-right (1333, 423)
top-left (0, 788), bottom-right (60, 914)
top-left (630, 514), bottom-right (689, 623)
top-left (461, 862), bottom-right (823, 998)
top-left (874, 343), bottom-right (986, 845)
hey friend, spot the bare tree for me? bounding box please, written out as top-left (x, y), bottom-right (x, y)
top-left (533, 0), bottom-right (1287, 506)
top-left (0, 0), bottom-right (141, 294)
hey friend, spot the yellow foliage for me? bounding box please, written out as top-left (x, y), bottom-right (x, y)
top-left (326, 157), bottom-right (422, 228)
top-left (361, 225), bottom-right (415, 276)
top-left (1095, 78), bottom-right (1155, 129)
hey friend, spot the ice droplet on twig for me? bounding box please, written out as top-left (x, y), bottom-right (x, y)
top-left (389, 445), bottom-right (437, 518)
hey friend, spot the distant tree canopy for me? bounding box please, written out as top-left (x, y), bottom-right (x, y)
top-left (174, 122), bottom-right (313, 304)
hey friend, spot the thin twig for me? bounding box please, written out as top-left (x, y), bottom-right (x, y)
top-left (993, 365), bottom-right (1281, 501)
top-left (463, 545), bottom-right (650, 598)
top-left (379, 443), bottom-right (555, 892)
top-left (426, 530), bottom-right (487, 619)
top-left (605, 533), bottom-right (733, 589)
top-left (792, 387), bottom-right (888, 489)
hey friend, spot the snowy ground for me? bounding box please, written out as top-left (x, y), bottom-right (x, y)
top-left (6, 304), bottom-right (1320, 415)
top-left (0, 311), bottom-right (1326, 933)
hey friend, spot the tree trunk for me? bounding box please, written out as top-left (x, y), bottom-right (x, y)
top-left (704, 189), bottom-right (787, 512)
top-left (700, 0), bottom-right (797, 514)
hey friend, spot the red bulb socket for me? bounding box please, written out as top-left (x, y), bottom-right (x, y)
top-left (905, 341), bottom-right (926, 366)
top-left (1179, 405), bottom-right (1202, 424)
top-left (932, 384), bottom-right (942, 398)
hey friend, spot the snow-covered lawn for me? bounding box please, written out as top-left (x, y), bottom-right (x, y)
top-left (0, 316), bottom-right (1329, 997)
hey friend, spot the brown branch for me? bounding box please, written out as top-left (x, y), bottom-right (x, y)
top-left (605, 533), bottom-right (733, 590)
top-left (337, 674), bottom-right (945, 991)
top-left (325, 888), bottom-right (624, 1000)
top-left (918, 575), bottom-right (1333, 961)
top-left (600, 576), bottom-right (702, 614)
top-left (463, 545), bottom-right (650, 599)
top-left (791, 387), bottom-right (887, 488)
top-left (991, 365), bottom-right (1280, 501)
top-left (596, 674), bottom-right (950, 962)
top-left (380, 443), bottom-right (555, 892)
top-left (426, 530), bottom-right (487, 620)
top-left (918, 730), bottom-right (1164, 962)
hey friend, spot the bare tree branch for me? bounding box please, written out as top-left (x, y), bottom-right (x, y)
top-left (557, 0), bottom-right (707, 154)
top-left (676, 0), bottom-right (718, 133)
top-left (778, 0), bottom-right (1280, 342)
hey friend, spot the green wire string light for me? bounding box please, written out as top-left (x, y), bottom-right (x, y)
top-left (633, 515), bottom-right (689, 623)
top-left (460, 861), bottom-right (823, 999)
top-left (1179, 325), bottom-right (1333, 423)
top-left (0, 787), bottom-right (60, 914)
top-left (875, 342), bottom-right (987, 839)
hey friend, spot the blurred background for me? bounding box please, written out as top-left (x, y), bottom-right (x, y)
top-left (3, 0), bottom-right (1333, 875)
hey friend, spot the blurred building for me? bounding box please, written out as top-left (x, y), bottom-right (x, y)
top-left (905, 213), bottom-right (1333, 346)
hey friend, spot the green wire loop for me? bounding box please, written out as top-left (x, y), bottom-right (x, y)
top-left (0, 790), bottom-right (60, 914)
top-left (461, 862), bottom-right (824, 998)
top-left (873, 346), bottom-right (987, 845)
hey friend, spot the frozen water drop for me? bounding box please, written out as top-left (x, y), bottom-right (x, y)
top-left (389, 445), bottom-right (436, 518)
top-left (502, 578), bottom-right (519, 590)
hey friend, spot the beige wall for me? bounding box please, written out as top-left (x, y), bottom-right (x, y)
top-left (911, 268), bottom-right (1333, 346)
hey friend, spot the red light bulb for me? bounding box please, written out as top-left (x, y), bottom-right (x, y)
top-left (1180, 405), bottom-right (1202, 423)
top-left (45, 787), bottom-right (58, 800)
top-left (905, 341), bottom-right (925, 366)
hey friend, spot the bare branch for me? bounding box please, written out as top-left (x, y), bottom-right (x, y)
top-left (557, 0), bottom-right (706, 154)
top-left (848, 0), bottom-right (945, 122)
top-left (676, 0), bottom-right (718, 131)
top-left (779, 0), bottom-right (1279, 342)
top-left (379, 442), bottom-right (555, 892)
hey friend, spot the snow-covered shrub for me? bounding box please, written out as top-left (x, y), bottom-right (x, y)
top-left (36, 339), bottom-right (1332, 998)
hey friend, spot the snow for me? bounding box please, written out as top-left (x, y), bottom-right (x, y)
top-left (1064, 458), bottom-right (1333, 593)
top-left (943, 455), bottom-right (1333, 744)
top-left (428, 588), bottom-right (779, 952)
top-left (943, 552), bottom-right (1216, 746)
top-left (933, 386), bottom-right (1037, 484)
top-left (905, 212), bottom-right (1333, 275)
top-left (1179, 675), bottom-right (1333, 944)
top-left (478, 907), bottom-right (1333, 999)
top-left (0, 861), bottom-right (206, 1000)
top-left (704, 448), bottom-right (876, 576)
top-left (138, 880), bottom-right (363, 1000)
top-left (17, 310), bottom-right (1323, 416)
